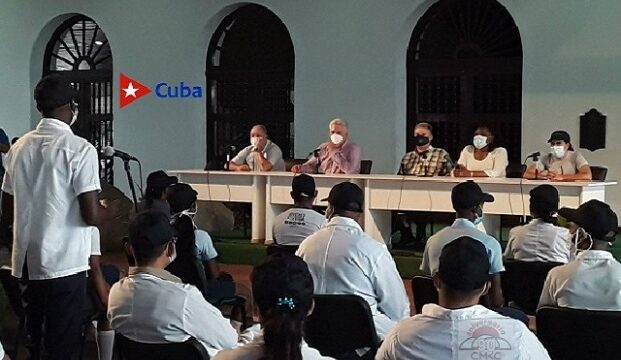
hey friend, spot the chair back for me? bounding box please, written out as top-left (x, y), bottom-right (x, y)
top-left (505, 163), bottom-right (527, 178)
top-left (115, 333), bottom-right (209, 360)
top-left (266, 243), bottom-right (299, 256)
top-left (412, 275), bottom-right (438, 314)
top-left (590, 165), bottom-right (608, 180)
top-left (537, 306), bottom-right (621, 360)
top-left (360, 160), bottom-right (373, 174)
top-left (501, 260), bottom-right (562, 314)
top-left (305, 294), bottom-right (380, 357)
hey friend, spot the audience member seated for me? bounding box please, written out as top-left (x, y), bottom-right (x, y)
top-left (291, 118), bottom-right (361, 174)
top-left (421, 181), bottom-right (505, 307)
top-left (539, 200), bottom-right (621, 310)
top-left (270, 174), bottom-right (326, 246)
top-left (214, 254), bottom-right (333, 360)
top-left (523, 130), bottom-right (592, 181)
top-left (454, 124), bottom-right (508, 178)
top-left (296, 182), bottom-right (409, 338)
top-left (377, 237), bottom-right (550, 360)
top-left (229, 124), bottom-right (285, 172)
top-left (108, 211), bottom-right (239, 357)
top-left (505, 185), bottom-right (571, 263)
top-left (136, 170), bottom-right (178, 215)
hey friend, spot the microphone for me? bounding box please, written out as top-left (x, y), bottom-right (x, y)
top-left (526, 152), bottom-right (540, 160)
top-left (307, 148), bottom-right (320, 158)
top-left (103, 146), bottom-right (138, 161)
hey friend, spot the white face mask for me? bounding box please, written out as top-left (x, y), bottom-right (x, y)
top-left (551, 145), bottom-right (566, 158)
top-left (168, 243), bottom-right (177, 263)
top-left (573, 227), bottom-right (593, 256)
top-left (473, 214), bottom-right (483, 226)
top-left (70, 109), bottom-right (78, 126)
top-left (250, 136), bottom-right (261, 147)
top-left (330, 133), bottom-right (344, 145)
top-left (473, 135), bottom-right (488, 150)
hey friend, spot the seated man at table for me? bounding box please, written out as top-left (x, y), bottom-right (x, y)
top-left (229, 124), bottom-right (286, 172)
top-left (296, 182), bottom-right (409, 338)
top-left (538, 200), bottom-right (621, 310)
top-left (377, 237), bottom-right (550, 360)
top-left (269, 174), bottom-right (326, 246)
top-left (421, 181), bottom-right (505, 307)
top-left (108, 210), bottom-right (239, 356)
top-left (291, 118), bottom-right (362, 174)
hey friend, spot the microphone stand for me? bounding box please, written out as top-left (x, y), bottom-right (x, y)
top-left (123, 159), bottom-right (139, 212)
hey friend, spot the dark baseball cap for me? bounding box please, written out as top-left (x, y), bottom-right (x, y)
top-left (451, 181), bottom-right (494, 210)
top-left (146, 170), bottom-right (178, 191)
top-left (322, 182), bottom-right (364, 213)
top-left (129, 210), bottom-right (178, 250)
top-left (34, 74), bottom-right (78, 113)
top-left (168, 183), bottom-right (198, 213)
top-left (530, 185), bottom-right (559, 213)
top-left (438, 237), bottom-right (490, 292)
top-left (558, 200), bottom-right (618, 241)
top-left (291, 174), bottom-right (316, 200)
top-left (548, 130), bottom-right (571, 143)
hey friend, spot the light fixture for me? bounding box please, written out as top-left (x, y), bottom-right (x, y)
top-left (94, 40), bottom-right (103, 46)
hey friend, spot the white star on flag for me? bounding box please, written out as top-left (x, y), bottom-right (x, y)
top-left (123, 82), bottom-right (139, 98)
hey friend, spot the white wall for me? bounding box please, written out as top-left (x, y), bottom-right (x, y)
top-left (0, 0), bottom-right (619, 212)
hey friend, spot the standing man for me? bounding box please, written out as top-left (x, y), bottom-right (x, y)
top-left (291, 118), bottom-right (362, 174)
top-left (1, 74), bottom-right (116, 360)
top-left (229, 124), bottom-right (286, 171)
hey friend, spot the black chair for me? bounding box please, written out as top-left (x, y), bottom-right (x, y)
top-left (360, 160), bottom-right (373, 174)
top-left (0, 267), bottom-right (26, 359)
top-left (115, 333), bottom-right (210, 360)
top-left (266, 243), bottom-right (299, 256)
top-left (501, 260), bottom-right (562, 314)
top-left (411, 275), bottom-right (438, 314)
top-left (305, 294), bottom-right (380, 359)
top-left (590, 165), bottom-right (608, 180)
top-left (537, 306), bottom-right (621, 360)
top-left (505, 163), bottom-right (527, 178)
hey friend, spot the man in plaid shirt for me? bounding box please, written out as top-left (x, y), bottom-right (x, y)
top-left (399, 122), bottom-right (453, 176)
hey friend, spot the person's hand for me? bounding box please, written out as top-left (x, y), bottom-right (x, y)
top-left (453, 167), bottom-right (470, 177)
top-left (235, 164), bottom-right (251, 172)
top-left (291, 164), bottom-right (302, 173)
top-left (548, 172), bottom-right (566, 181)
top-left (100, 198), bottom-right (122, 220)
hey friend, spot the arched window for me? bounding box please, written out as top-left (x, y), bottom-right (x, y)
top-left (407, 0), bottom-right (523, 163)
top-left (206, 4), bottom-right (294, 165)
top-left (43, 15), bottom-right (114, 183)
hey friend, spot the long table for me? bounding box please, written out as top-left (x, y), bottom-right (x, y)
top-left (170, 170), bottom-right (617, 243)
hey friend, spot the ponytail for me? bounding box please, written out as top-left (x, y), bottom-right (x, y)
top-left (259, 308), bottom-right (305, 360)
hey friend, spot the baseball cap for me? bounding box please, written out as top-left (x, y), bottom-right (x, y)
top-left (530, 185), bottom-right (559, 213)
top-left (438, 237), bottom-right (490, 292)
top-left (322, 182), bottom-right (364, 213)
top-left (291, 174), bottom-right (316, 200)
top-left (168, 183), bottom-right (198, 213)
top-left (451, 181), bottom-right (494, 210)
top-left (146, 170), bottom-right (178, 191)
top-left (558, 200), bottom-right (618, 241)
top-left (34, 74), bottom-right (78, 113)
top-left (548, 130), bottom-right (571, 143)
top-left (129, 210), bottom-right (178, 250)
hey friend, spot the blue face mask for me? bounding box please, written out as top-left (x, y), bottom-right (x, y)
top-left (473, 135), bottom-right (488, 150)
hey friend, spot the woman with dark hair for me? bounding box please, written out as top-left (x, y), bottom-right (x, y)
top-left (454, 125), bottom-right (508, 177)
top-left (504, 185), bottom-right (571, 263)
top-left (214, 254), bottom-right (333, 360)
top-left (136, 170), bottom-right (178, 215)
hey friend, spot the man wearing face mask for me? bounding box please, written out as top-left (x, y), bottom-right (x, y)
top-left (1, 74), bottom-right (117, 360)
top-left (229, 124), bottom-right (285, 172)
top-left (291, 118), bottom-right (362, 174)
top-left (524, 130), bottom-right (592, 181)
top-left (538, 200), bottom-right (621, 310)
top-left (399, 122), bottom-right (453, 176)
top-left (421, 181), bottom-right (505, 307)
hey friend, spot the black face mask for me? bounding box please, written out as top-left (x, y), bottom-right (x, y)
top-left (414, 135), bottom-right (430, 147)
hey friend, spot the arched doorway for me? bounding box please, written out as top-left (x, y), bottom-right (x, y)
top-left (206, 4), bottom-right (294, 166)
top-left (407, 0), bottom-right (523, 163)
top-left (43, 15), bottom-right (114, 183)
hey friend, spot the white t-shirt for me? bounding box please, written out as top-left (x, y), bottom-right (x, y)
top-left (537, 150), bottom-right (588, 175)
top-left (2, 118), bottom-right (101, 280)
top-left (271, 208), bottom-right (327, 246)
top-left (538, 250), bottom-right (621, 311)
top-left (296, 216), bottom-right (410, 338)
top-left (0, 339), bottom-right (4, 359)
top-left (376, 304), bottom-right (550, 360)
top-left (504, 219), bottom-right (571, 263)
top-left (421, 218), bottom-right (505, 275)
top-left (195, 229), bottom-right (218, 263)
top-left (456, 146), bottom-right (508, 177)
top-left (231, 141), bottom-right (286, 171)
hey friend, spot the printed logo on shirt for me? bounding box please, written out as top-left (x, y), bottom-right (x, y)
top-left (119, 73), bottom-right (204, 108)
top-left (284, 212), bottom-right (307, 226)
top-left (458, 319), bottom-right (516, 359)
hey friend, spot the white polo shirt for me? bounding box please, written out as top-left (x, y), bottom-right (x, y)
top-left (271, 207), bottom-right (327, 246)
top-left (296, 216), bottom-right (410, 338)
top-left (504, 219), bottom-right (571, 263)
top-left (231, 141), bottom-right (286, 171)
top-left (376, 304), bottom-right (550, 360)
top-left (108, 267), bottom-right (238, 357)
top-left (195, 229), bottom-right (218, 263)
top-left (2, 118), bottom-right (101, 279)
top-left (538, 250), bottom-right (621, 310)
top-left (421, 218), bottom-right (505, 275)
